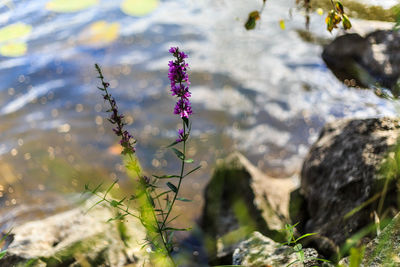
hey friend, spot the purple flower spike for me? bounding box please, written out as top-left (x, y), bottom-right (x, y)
top-left (176, 128), bottom-right (185, 143)
top-left (168, 47), bottom-right (192, 118)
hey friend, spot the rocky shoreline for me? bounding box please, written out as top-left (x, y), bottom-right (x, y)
top-left (2, 117), bottom-right (400, 266)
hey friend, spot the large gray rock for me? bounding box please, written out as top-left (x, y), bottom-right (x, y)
top-left (232, 231), bottom-right (326, 267)
top-left (201, 152), bottom-right (295, 264)
top-left (0, 197), bottom-right (149, 267)
top-left (300, 118), bottom-right (400, 254)
top-left (322, 30), bottom-right (400, 93)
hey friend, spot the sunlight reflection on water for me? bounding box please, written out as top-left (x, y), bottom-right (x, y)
top-left (0, 0), bottom-right (397, 227)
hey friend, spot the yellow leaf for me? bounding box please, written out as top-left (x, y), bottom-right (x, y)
top-left (121, 0), bottom-right (159, 17)
top-left (0, 23), bottom-right (32, 43)
top-left (0, 42), bottom-right (27, 57)
top-left (78, 21), bottom-right (120, 47)
top-left (342, 14), bottom-right (352, 30)
top-left (279, 19), bottom-right (285, 30)
top-left (46, 0), bottom-right (98, 13)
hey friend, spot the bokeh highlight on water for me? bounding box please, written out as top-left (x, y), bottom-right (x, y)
top-left (0, 0), bottom-right (397, 230)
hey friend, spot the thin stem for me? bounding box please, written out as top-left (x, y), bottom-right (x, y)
top-left (90, 191), bottom-right (140, 219)
top-left (160, 120), bottom-right (187, 232)
top-left (330, 0), bottom-right (336, 10)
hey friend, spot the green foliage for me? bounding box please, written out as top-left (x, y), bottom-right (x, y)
top-left (244, 0), bottom-right (266, 30)
top-left (312, 0), bottom-right (398, 22)
top-left (348, 246), bottom-right (365, 267)
top-left (280, 223), bottom-right (330, 267)
top-left (325, 0), bottom-right (352, 32)
top-left (83, 64), bottom-right (201, 266)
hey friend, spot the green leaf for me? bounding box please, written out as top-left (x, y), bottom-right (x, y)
top-left (294, 233), bottom-right (317, 242)
top-left (342, 14), bottom-right (352, 30)
top-left (155, 190), bottom-right (172, 199)
top-left (107, 213), bottom-right (128, 222)
top-left (166, 182), bottom-right (177, 193)
top-left (245, 11), bottom-right (260, 30)
top-left (182, 117), bottom-right (189, 128)
top-left (184, 158), bottom-right (194, 163)
top-left (293, 243), bottom-right (302, 252)
top-left (335, 1), bottom-right (344, 14)
top-left (296, 249), bottom-right (304, 262)
top-left (0, 250), bottom-right (6, 259)
top-left (46, 0), bottom-right (98, 12)
top-left (176, 197), bottom-right (192, 202)
top-left (171, 148), bottom-right (184, 160)
top-left (92, 182), bottom-right (103, 194)
top-left (110, 200), bottom-right (120, 207)
top-left (166, 140), bottom-right (180, 148)
top-left (184, 165), bottom-right (201, 177)
top-left (121, 0), bottom-right (159, 17)
top-left (166, 214), bottom-right (181, 225)
top-left (104, 180), bottom-right (118, 197)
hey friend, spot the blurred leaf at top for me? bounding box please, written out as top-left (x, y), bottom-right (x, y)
top-left (279, 19), bottom-right (285, 30)
top-left (0, 42), bottom-right (27, 57)
top-left (46, 0), bottom-right (98, 13)
top-left (121, 0), bottom-right (159, 17)
top-left (245, 11), bottom-right (260, 30)
top-left (0, 23), bottom-right (31, 43)
top-left (78, 21), bottom-right (120, 48)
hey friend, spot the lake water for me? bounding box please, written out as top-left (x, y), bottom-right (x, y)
top-left (0, 0), bottom-right (397, 231)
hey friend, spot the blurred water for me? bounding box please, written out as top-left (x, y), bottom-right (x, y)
top-left (0, 0), bottom-right (397, 229)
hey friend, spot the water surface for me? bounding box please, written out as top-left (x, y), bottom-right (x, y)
top-left (0, 0), bottom-right (397, 230)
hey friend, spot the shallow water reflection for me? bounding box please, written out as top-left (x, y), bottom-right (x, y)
top-left (0, 0), bottom-right (397, 229)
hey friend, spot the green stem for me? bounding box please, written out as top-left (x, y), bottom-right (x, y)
top-left (160, 120), bottom-right (186, 233)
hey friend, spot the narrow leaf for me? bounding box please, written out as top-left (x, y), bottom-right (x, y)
top-left (166, 182), bottom-right (178, 193)
top-left (182, 117), bottom-right (189, 128)
top-left (166, 140), bottom-right (179, 148)
top-left (176, 197), bottom-right (192, 202)
top-left (184, 158), bottom-right (194, 163)
top-left (104, 180), bottom-right (118, 197)
top-left (171, 148), bottom-right (184, 160)
top-left (0, 250), bottom-right (5, 259)
top-left (155, 190), bottom-right (172, 199)
top-left (184, 165), bottom-right (201, 177)
top-left (166, 214), bottom-right (181, 225)
top-left (295, 232), bottom-right (317, 242)
top-left (92, 182), bottom-right (103, 193)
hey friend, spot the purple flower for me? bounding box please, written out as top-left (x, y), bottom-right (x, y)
top-left (174, 98), bottom-right (192, 119)
top-left (176, 128), bottom-right (185, 143)
top-left (168, 47), bottom-right (192, 119)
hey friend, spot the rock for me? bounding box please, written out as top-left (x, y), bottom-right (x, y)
top-left (322, 30), bottom-right (400, 93)
top-left (300, 118), bottom-right (400, 255)
top-left (201, 152), bottom-right (296, 264)
top-left (339, 212), bottom-right (400, 266)
top-left (232, 231), bottom-right (327, 267)
top-left (0, 196), bottom-right (149, 267)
